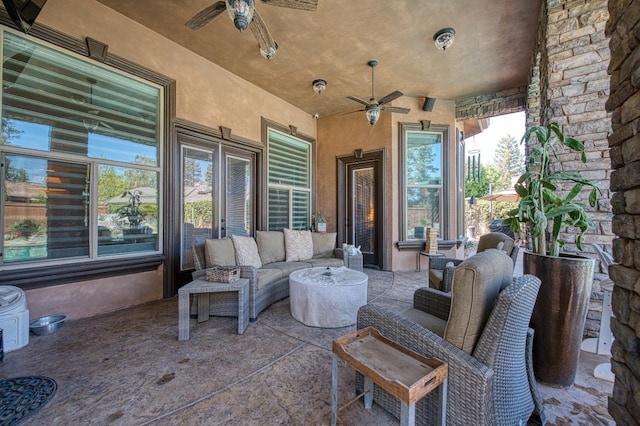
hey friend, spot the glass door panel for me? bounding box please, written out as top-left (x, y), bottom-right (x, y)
top-left (223, 154), bottom-right (251, 237)
top-left (352, 167), bottom-right (376, 265)
top-left (181, 145), bottom-right (217, 270)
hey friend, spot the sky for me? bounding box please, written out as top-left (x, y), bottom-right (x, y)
top-left (467, 111), bottom-right (526, 165)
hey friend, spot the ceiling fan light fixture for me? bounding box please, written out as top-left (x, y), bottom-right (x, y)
top-left (260, 41), bottom-right (278, 59)
top-left (433, 27), bottom-right (455, 51)
top-left (365, 106), bottom-right (380, 126)
top-left (226, 0), bottom-right (254, 32)
top-left (312, 79), bottom-right (327, 94)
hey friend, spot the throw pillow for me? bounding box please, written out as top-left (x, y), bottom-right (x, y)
top-left (283, 229), bottom-right (314, 261)
top-left (204, 238), bottom-right (236, 267)
top-left (256, 231), bottom-right (286, 264)
top-left (311, 232), bottom-right (337, 258)
top-left (231, 235), bottom-right (262, 268)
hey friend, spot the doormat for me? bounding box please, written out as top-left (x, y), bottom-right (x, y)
top-left (0, 376), bottom-right (57, 425)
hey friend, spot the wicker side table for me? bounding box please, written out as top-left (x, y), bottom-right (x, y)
top-left (178, 278), bottom-right (249, 340)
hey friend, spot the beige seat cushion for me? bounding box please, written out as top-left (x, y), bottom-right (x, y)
top-left (256, 268), bottom-right (283, 290)
top-left (231, 235), bottom-right (262, 268)
top-left (402, 308), bottom-right (447, 337)
top-left (311, 232), bottom-right (337, 258)
top-left (306, 257), bottom-right (344, 268)
top-left (429, 269), bottom-right (444, 290)
top-left (261, 261), bottom-right (309, 276)
top-left (204, 238), bottom-right (236, 267)
top-left (444, 250), bottom-right (513, 354)
top-left (256, 231), bottom-right (286, 265)
top-left (284, 229), bottom-right (314, 261)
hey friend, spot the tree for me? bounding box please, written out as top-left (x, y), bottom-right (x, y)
top-left (464, 164), bottom-right (504, 198)
top-left (205, 163), bottom-right (213, 184)
top-left (116, 154), bottom-right (159, 189)
top-left (493, 134), bottom-right (524, 190)
top-left (98, 165), bottom-right (128, 203)
top-left (183, 157), bottom-right (202, 186)
top-left (1, 118), bottom-right (23, 145)
top-left (4, 159), bottom-right (29, 183)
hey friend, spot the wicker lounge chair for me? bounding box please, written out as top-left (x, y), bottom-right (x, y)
top-left (357, 249), bottom-right (544, 425)
top-left (429, 232), bottom-right (519, 292)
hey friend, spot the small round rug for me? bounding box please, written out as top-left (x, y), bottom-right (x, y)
top-left (0, 376), bottom-right (57, 426)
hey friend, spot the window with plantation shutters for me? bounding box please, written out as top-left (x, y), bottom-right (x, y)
top-left (267, 129), bottom-right (311, 231)
top-left (1, 30), bottom-right (162, 265)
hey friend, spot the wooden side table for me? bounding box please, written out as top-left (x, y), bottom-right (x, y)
top-left (178, 278), bottom-right (249, 340)
top-left (331, 327), bottom-right (448, 426)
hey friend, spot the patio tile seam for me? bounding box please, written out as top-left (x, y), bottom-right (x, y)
top-left (138, 341), bottom-right (308, 425)
top-left (366, 271), bottom-right (398, 303)
top-left (260, 323), bottom-right (333, 352)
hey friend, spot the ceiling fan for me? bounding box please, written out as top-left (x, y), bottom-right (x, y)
top-left (347, 60), bottom-right (410, 126)
top-left (185, 0), bottom-right (318, 60)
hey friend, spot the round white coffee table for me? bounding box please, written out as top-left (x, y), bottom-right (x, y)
top-left (289, 266), bottom-right (368, 328)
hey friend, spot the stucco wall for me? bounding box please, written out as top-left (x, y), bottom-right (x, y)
top-left (316, 95), bottom-right (458, 271)
top-left (21, 0), bottom-right (316, 320)
top-left (37, 0), bottom-right (315, 141)
top-left (26, 268), bottom-right (163, 321)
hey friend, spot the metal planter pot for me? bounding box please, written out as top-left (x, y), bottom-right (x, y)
top-left (524, 251), bottom-right (595, 388)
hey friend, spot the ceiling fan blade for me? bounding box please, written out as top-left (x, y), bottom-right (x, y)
top-left (99, 120), bottom-right (114, 130)
top-left (377, 90), bottom-right (403, 106)
top-left (340, 109), bottom-right (366, 116)
top-left (381, 106), bottom-right (411, 114)
top-left (347, 96), bottom-right (371, 107)
top-left (260, 0), bottom-right (318, 11)
top-left (185, 1), bottom-right (227, 30)
top-left (249, 9), bottom-right (276, 51)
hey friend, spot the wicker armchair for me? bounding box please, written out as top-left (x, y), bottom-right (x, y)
top-left (429, 232), bottom-right (519, 292)
top-left (357, 250), bottom-right (544, 426)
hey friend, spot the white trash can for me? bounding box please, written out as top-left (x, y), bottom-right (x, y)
top-left (0, 285), bottom-right (29, 352)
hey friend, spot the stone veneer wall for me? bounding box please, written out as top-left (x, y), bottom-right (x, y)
top-left (455, 86), bottom-right (528, 122)
top-left (606, 0), bottom-right (640, 423)
top-left (531, 0), bottom-right (614, 339)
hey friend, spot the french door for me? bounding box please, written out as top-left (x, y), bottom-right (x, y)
top-left (179, 135), bottom-right (255, 271)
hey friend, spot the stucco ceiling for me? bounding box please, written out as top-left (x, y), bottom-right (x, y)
top-left (95, 0), bottom-right (542, 118)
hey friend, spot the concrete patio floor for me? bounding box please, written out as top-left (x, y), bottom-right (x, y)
top-left (2, 268), bottom-right (613, 425)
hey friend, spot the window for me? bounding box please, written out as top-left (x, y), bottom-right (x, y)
top-left (399, 123), bottom-right (449, 240)
top-left (267, 129), bottom-right (311, 230)
top-left (1, 31), bottom-right (162, 265)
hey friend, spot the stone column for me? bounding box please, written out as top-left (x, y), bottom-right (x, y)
top-left (606, 1), bottom-right (640, 423)
top-left (530, 0), bottom-right (613, 339)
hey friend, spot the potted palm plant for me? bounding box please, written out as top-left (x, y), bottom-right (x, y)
top-left (504, 122), bottom-right (600, 388)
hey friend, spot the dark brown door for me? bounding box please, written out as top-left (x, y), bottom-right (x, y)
top-left (338, 149), bottom-right (386, 269)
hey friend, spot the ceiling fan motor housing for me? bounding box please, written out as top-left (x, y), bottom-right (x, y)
top-left (226, 0), bottom-right (254, 32)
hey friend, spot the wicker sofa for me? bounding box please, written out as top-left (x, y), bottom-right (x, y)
top-left (191, 230), bottom-right (344, 321)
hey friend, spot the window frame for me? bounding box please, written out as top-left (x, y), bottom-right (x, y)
top-left (0, 19), bottom-right (175, 290)
top-left (398, 122), bottom-right (450, 245)
top-left (261, 118), bottom-right (315, 231)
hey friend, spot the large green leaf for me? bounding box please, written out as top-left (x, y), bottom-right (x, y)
top-left (505, 122), bottom-right (602, 256)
